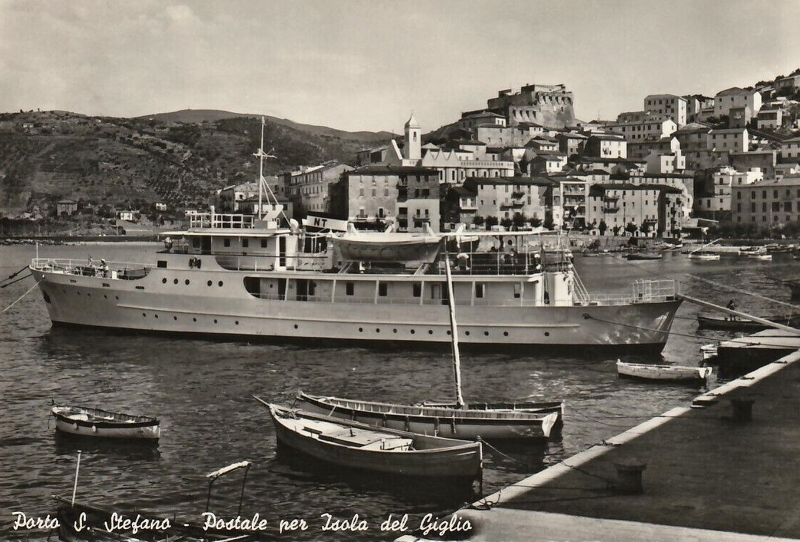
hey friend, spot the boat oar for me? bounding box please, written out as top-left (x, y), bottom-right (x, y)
top-left (71, 451), bottom-right (81, 506)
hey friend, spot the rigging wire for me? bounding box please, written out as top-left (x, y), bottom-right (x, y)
top-left (1, 277), bottom-right (41, 314)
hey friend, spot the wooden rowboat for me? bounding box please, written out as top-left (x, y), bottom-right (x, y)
top-left (295, 391), bottom-right (561, 440)
top-left (697, 314), bottom-right (800, 332)
top-left (51, 405), bottom-right (160, 440)
top-left (256, 398), bottom-right (482, 481)
top-left (616, 360), bottom-right (712, 382)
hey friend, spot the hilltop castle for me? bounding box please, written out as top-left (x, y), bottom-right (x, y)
top-left (463, 83), bottom-right (576, 129)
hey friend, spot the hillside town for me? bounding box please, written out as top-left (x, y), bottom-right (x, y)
top-left (214, 71), bottom-right (800, 240)
top-left (3, 70), bottom-right (800, 240)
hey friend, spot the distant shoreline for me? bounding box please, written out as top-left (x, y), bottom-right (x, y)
top-left (1, 234), bottom-right (160, 245)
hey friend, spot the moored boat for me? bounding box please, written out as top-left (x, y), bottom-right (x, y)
top-left (255, 399), bottom-right (483, 481)
top-left (687, 251), bottom-right (720, 261)
top-left (697, 313), bottom-right (800, 332)
top-left (294, 391), bottom-right (561, 440)
top-left (616, 360), bottom-right (712, 382)
top-left (51, 405), bottom-right (160, 440)
top-left (27, 120), bottom-right (681, 353)
top-left (626, 251), bottom-right (663, 261)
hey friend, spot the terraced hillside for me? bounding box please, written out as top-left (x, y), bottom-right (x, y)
top-left (0, 110), bottom-right (391, 215)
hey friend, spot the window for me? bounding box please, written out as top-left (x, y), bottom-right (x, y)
top-left (772, 202), bottom-right (780, 212)
top-left (785, 201), bottom-right (792, 212)
top-left (223, 238), bottom-right (231, 248)
top-left (346, 282), bottom-right (354, 296)
top-left (242, 238), bottom-right (248, 248)
top-left (413, 283), bottom-right (421, 297)
top-left (475, 283), bottom-right (484, 298)
top-left (378, 282), bottom-right (388, 297)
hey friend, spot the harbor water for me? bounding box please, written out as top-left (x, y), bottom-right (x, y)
top-left (1, 242), bottom-right (797, 540)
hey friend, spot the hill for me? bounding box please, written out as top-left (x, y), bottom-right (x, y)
top-left (0, 109), bottom-right (394, 216)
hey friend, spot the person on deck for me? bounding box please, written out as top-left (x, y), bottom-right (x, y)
top-left (728, 299), bottom-right (737, 321)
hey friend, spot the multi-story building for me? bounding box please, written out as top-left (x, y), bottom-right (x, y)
top-left (757, 108), bottom-right (783, 130)
top-left (644, 95), bottom-right (687, 126)
top-left (683, 95), bottom-right (714, 123)
top-left (458, 111), bottom-right (506, 131)
top-left (782, 136), bottom-right (800, 160)
top-left (585, 134), bottom-right (627, 159)
top-left (729, 150), bottom-right (776, 180)
top-left (558, 177), bottom-right (589, 230)
top-left (627, 172), bottom-right (694, 221)
top-left (607, 118), bottom-right (677, 142)
top-left (586, 183), bottom-right (684, 237)
top-left (527, 151), bottom-right (568, 175)
top-left (555, 132), bottom-right (588, 157)
top-left (475, 123), bottom-right (544, 148)
top-left (707, 128), bottom-right (749, 153)
top-left (628, 135), bottom-right (681, 161)
top-left (698, 166), bottom-right (763, 215)
top-left (216, 180), bottom-right (280, 213)
top-left (714, 87), bottom-right (762, 118)
top-left (775, 75), bottom-right (800, 93)
top-left (464, 176), bottom-right (554, 226)
top-left (284, 161), bottom-right (353, 214)
top-left (732, 175), bottom-right (800, 226)
top-left (615, 111), bottom-right (670, 125)
top-left (334, 166), bottom-right (441, 232)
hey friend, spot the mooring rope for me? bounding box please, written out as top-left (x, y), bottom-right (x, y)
top-left (1, 277), bottom-right (42, 314)
top-left (686, 274), bottom-right (800, 311)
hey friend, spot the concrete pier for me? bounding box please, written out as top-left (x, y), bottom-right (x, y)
top-left (399, 349), bottom-right (800, 542)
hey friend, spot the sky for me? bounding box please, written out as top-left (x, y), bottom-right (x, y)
top-left (1, 0), bottom-right (799, 133)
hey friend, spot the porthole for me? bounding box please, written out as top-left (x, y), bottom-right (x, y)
top-left (218, 281), bottom-right (223, 287)
top-left (173, 316), bottom-right (177, 321)
top-left (359, 327), bottom-right (363, 332)
top-left (207, 280), bottom-right (212, 286)
top-left (235, 321), bottom-right (239, 325)
top-left (185, 279), bottom-right (190, 285)
top-left (544, 332), bottom-right (550, 337)
top-left (484, 331), bottom-right (489, 336)
top-left (214, 319), bottom-right (218, 324)
top-left (174, 278), bottom-right (178, 285)
top-left (142, 313), bottom-right (146, 317)
top-left (428, 330), bottom-right (433, 335)
top-left (446, 330), bottom-right (451, 335)
top-left (115, 296), bottom-right (119, 300)
top-left (503, 331), bottom-right (509, 336)
top-left (410, 329), bottom-right (415, 334)
top-left (162, 278), bottom-right (167, 284)
top-left (155, 314), bottom-right (159, 319)
top-left (193, 317), bottom-right (197, 322)
top-left (294, 324), bottom-right (298, 329)
top-left (376, 328), bottom-right (380, 333)
top-left (104, 295), bottom-right (107, 299)
top-left (465, 331), bottom-right (470, 336)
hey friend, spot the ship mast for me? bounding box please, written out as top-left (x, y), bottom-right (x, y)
top-left (254, 116), bottom-right (276, 221)
top-left (444, 253), bottom-right (465, 409)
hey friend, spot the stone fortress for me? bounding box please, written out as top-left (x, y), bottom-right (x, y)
top-left (473, 83), bottom-right (576, 129)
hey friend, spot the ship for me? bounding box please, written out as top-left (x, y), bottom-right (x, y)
top-left (28, 123), bottom-right (681, 354)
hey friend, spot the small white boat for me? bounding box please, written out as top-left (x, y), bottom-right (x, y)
top-left (256, 399), bottom-right (483, 481)
top-left (687, 251), bottom-right (720, 261)
top-left (748, 253), bottom-right (772, 261)
top-left (616, 360), bottom-right (712, 382)
top-left (51, 405), bottom-right (160, 440)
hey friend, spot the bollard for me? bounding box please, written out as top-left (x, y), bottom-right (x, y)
top-left (613, 458), bottom-right (647, 494)
top-left (730, 398), bottom-right (754, 422)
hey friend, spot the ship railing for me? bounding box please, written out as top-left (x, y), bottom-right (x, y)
top-left (245, 291), bottom-right (546, 307)
top-left (582, 279), bottom-right (678, 305)
top-left (30, 258), bottom-right (151, 279)
top-left (189, 213), bottom-right (257, 229)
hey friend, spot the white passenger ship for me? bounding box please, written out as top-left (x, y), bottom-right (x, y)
top-left (29, 119), bottom-right (680, 353)
top-left (29, 213), bottom-right (680, 353)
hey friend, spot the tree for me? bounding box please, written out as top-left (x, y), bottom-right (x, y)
top-left (500, 217), bottom-right (513, 230)
top-left (486, 216), bottom-right (499, 229)
top-left (625, 221), bottom-right (638, 236)
top-left (472, 214), bottom-right (485, 228)
top-left (529, 217), bottom-right (542, 228)
top-left (512, 212), bottom-right (526, 230)
top-left (599, 220), bottom-right (608, 236)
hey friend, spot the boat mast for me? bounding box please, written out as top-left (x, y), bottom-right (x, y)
top-left (444, 253), bottom-right (465, 409)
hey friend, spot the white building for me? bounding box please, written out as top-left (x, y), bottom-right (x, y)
top-left (699, 166), bottom-right (763, 214)
top-left (644, 95), bottom-right (687, 127)
top-left (714, 87), bottom-right (762, 117)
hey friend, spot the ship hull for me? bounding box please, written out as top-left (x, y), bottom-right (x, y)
top-left (31, 266), bottom-right (680, 351)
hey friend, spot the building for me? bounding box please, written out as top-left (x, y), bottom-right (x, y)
top-left (482, 83), bottom-right (576, 128)
top-left (558, 177), bottom-right (589, 230)
top-left (586, 183), bottom-right (684, 237)
top-left (782, 136), bottom-right (800, 160)
top-left (475, 123), bottom-right (544, 148)
top-left (585, 134), bottom-right (627, 159)
top-left (155, 202), bottom-right (167, 211)
top-left (757, 108), bottom-right (784, 130)
top-left (117, 210), bottom-right (135, 221)
top-left (284, 161), bottom-right (353, 214)
top-left (729, 105), bottom-right (753, 129)
top-left (775, 75), bottom-right (800, 93)
top-left (729, 150), bottom-right (776, 180)
top-left (644, 94), bottom-right (687, 126)
top-left (714, 87), bottom-right (762, 118)
top-left (458, 111), bottom-right (506, 131)
top-left (556, 132), bottom-right (588, 157)
top-left (698, 166), bottom-right (763, 216)
top-left (707, 128), bottom-right (748, 153)
top-left (607, 118), bottom-right (677, 142)
top-left (627, 172), bottom-right (694, 221)
top-left (527, 151), bottom-right (568, 175)
top-left (56, 199), bottom-right (78, 216)
top-left (732, 175), bottom-right (800, 226)
top-left (684, 95), bottom-right (714, 123)
top-left (464, 176), bottom-right (554, 227)
top-left (335, 166), bottom-right (440, 232)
